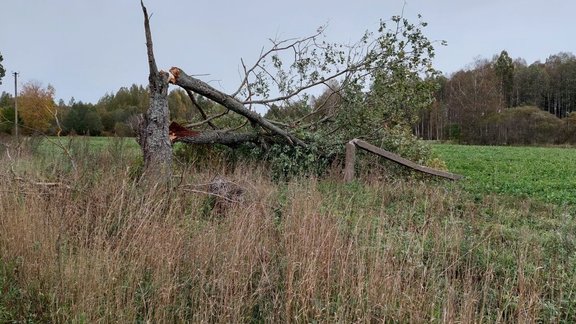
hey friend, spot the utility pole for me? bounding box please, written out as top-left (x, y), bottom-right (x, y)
top-left (13, 72), bottom-right (18, 140)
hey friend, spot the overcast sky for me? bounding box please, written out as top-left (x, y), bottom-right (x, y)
top-left (0, 0), bottom-right (574, 104)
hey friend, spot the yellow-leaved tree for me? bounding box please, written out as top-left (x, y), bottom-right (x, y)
top-left (19, 81), bottom-right (57, 134)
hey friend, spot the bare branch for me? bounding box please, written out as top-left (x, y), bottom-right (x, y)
top-left (141, 0), bottom-right (158, 76)
top-left (184, 110), bottom-right (229, 128)
top-left (231, 30), bottom-right (325, 98)
top-left (246, 69), bottom-right (349, 105)
top-left (185, 89), bottom-right (218, 129)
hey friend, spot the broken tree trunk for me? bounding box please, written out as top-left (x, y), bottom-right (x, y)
top-left (139, 1), bottom-right (172, 180)
top-left (168, 67), bottom-right (307, 147)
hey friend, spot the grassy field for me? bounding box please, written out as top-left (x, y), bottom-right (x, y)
top-left (1, 137), bottom-right (575, 322)
top-left (433, 144), bottom-right (576, 205)
top-left (32, 136), bottom-right (140, 156)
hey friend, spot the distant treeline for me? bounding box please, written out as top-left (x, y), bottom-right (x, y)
top-left (418, 51), bottom-right (576, 145)
top-left (0, 84), bottom-right (211, 137)
top-left (1, 51), bottom-right (575, 145)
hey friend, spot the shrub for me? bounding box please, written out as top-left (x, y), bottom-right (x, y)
top-left (499, 106), bottom-right (562, 144)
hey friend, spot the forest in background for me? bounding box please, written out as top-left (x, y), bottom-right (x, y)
top-left (1, 50), bottom-right (576, 146)
top-left (419, 51), bottom-right (576, 144)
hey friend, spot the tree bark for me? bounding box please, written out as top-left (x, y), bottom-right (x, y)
top-left (140, 1), bottom-right (172, 180)
top-left (168, 67), bottom-right (307, 147)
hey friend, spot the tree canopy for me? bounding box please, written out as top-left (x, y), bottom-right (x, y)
top-left (62, 101), bottom-right (103, 135)
top-left (18, 81), bottom-right (57, 134)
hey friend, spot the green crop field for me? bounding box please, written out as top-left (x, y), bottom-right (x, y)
top-left (433, 144), bottom-right (576, 205)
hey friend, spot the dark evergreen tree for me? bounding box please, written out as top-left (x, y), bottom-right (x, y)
top-left (63, 102), bottom-right (103, 135)
top-left (494, 50), bottom-right (514, 107)
top-left (0, 52), bottom-right (5, 85)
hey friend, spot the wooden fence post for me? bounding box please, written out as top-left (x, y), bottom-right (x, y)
top-left (344, 140), bottom-right (357, 182)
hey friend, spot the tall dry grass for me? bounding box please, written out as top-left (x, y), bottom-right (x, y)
top-left (0, 138), bottom-right (574, 322)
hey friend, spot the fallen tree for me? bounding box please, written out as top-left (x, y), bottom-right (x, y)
top-left (139, 2), bottom-right (443, 179)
